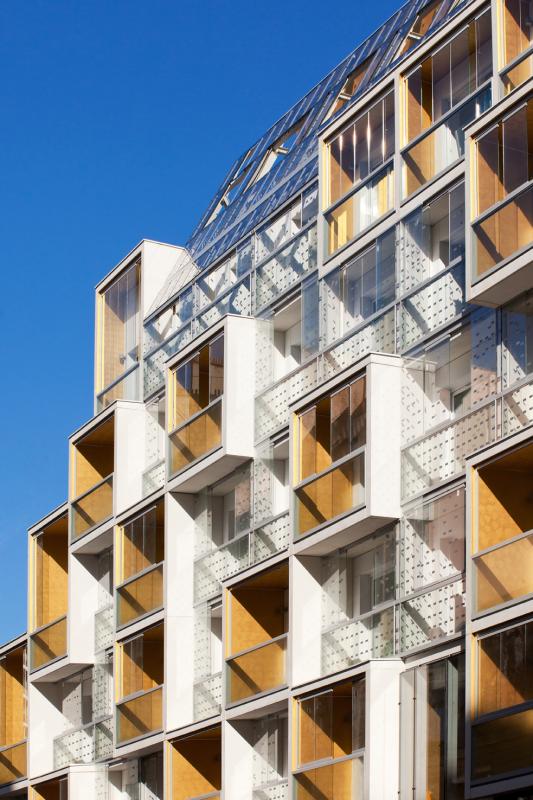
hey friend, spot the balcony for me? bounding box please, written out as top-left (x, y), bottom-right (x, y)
top-left (116, 686), bottom-right (163, 744)
top-left (226, 635), bottom-right (288, 705)
top-left (293, 756), bottom-right (364, 799)
top-left (0, 742), bottom-right (26, 785)
top-left (225, 562), bottom-right (288, 706)
top-left (168, 726), bottom-right (221, 800)
top-left (117, 564), bottom-right (164, 627)
top-left (325, 163), bottom-right (394, 257)
top-left (70, 415), bottom-right (114, 541)
top-left (467, 88), bottom-right (533, 306)
top-left (402, 89), bottom-right (490, 198)
top-left (167, 316), bottom-right (255, 492)
top-left (292, 354), bottom-right (401, 553)
top-left (30, 511), bottom-right (68, 671)
top-left (116, 622), bottom-right (164, 744)
top-left (30, 616), bottom-right (67, 671)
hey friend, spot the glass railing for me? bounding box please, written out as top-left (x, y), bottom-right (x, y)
top-left (94, 603), bottom-right (114, 653)
top-left (294, 452), bottom-right (365, 538)
top-left (325, 163), bottom-right (394, 256)
top-left (250, 512), bottom-right (290, 565)
top-left (193, 672), bottom-right (222, 721)
top-left (53, 717), bottom-right (113, 769)
top-left (252, 779), bottom-right (289, 800)
top-left (142, 459), bottom-right (165, 497)
top-left (256, 225), bottom-right (317, 310)
top-left (194, 514), bottom-right (291, 603)
top-left (116, 563), bottom-right (164, 627)
top-left (97, 365), bottom-right (140, 412)
top-left (321, 606), bottom-right (395, 676)
top-left (293, 755), bottom-right (364, 800)
top-left (399, 577), bottom-right (465, 652)
top-left (255, 309), bottom-right (395, 443)
top-left (226, 634), bottom-right (287, 705)
top-left (472, 707), bottom-right (533, 780)
top-left (474, 532), bottom-right (533, 613)
top-left (30, 615), bottom-right (67, 670)
top-left (194, 534), bottom-right (250, 603)
top-left (502, 48), bottom-right (533, 94)
top-left (0, 741), bottom-right (26, 784)
top-left (71, 475), bottom-right (113, 540)
top-left (402, 88), bottom-right (491, 198)
top-left (169, 399), bottom-right (222, 477)
top-left (116, 685), bottom-right (163, 744)
top-left (472, 183), bottom-right (533, 280)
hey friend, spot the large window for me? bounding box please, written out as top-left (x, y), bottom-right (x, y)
top-left (294, 679), bottom-right (365, 800)
top-left (97, 259), bottom-right (140, 406)
top-left (169, 335), bottom-right (224, 475)
top-left (116, 504), bottom-right (165, 627)
top-left (502, 0), bottom-right (533, 67)
top-left (473, 621), bottom-right (533, 780)
top-left (473, 97), bottom-right (533, 278)
top-left (324, 91), bottom-right (395, 257)
top-left (404, 10), bottom-right (492, 144)
top-left (326, 91), bottom-right (394, 207)
top-left (400, 656), bottom-right (464, 799)
top-left (475, 100), bottom-right (533, 217)
top-left (400, 183), bottom-right (465, 294)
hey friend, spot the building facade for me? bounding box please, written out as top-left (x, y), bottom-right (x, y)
top-left (2, 0), bottom-right (533, 796)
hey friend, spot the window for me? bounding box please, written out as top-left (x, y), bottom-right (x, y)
top-left (297, 376), bottom-right (366, 483)
top-left (400, 183), bottom-right (465, 293)
top-left (295, 376), bottom-right (366, 537)
top-left (473, 442), bottom-right (533, 612)
top-left (323, 229), bottom-right (395, 347)
top-left (475, 100), bottom-right (533, 217)
top-left (473, 621), bottom-right (533, 780)
top-left (326, 90), bottom-right (394, 207)
top-left (404, 10), bottom-right (492, 144)
top-left (400, 656), bottom-right (464, 799)
top-left (251, 115), bottom-right (308, 186)
top-left (294, 680), bottom-right (365, 800)
top-left (502, 0), bottom-right (533, 67)
top-left (399, 0), bottom-right (442, 56)
top-left (402, 487), bottom-right (465, 594)
top-left (172, 335), bottom-right (224, 429)
top-left (502, 289), bottom-right (533, 387)
top-left (97, 259), bottom-right (140, 398)
top-left (327, 58), bottom-right (372, 118)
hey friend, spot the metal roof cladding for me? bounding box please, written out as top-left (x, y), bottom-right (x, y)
top-left (184, 0), bottom-right (472, 273)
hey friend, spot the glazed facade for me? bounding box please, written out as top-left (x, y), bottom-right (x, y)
top-left (3, 0), bottom-right (533, 796)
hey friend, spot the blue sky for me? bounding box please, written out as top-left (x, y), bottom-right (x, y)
top-left (0, 0), bottom-right (400, 642)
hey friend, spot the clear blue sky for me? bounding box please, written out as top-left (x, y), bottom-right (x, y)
top-left (0, 0), bottom-right (400, 642)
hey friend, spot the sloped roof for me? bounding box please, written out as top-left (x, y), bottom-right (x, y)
top-left (184, 0), bottom-right (471, 272)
